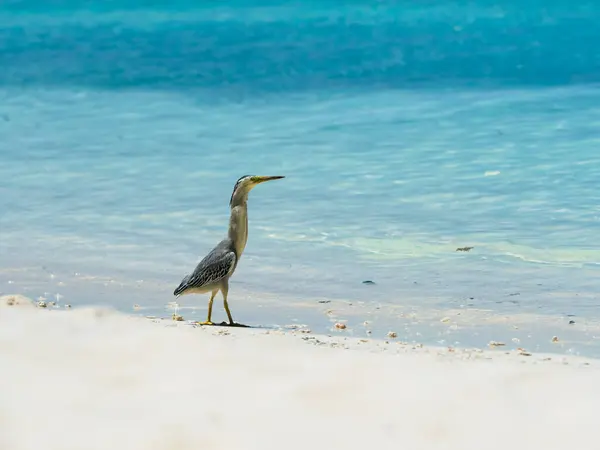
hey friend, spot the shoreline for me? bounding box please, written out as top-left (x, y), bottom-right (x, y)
top-left (2, 280), bottom-right (599, 359)
top-left (3, 293), bottom-right (597, 366)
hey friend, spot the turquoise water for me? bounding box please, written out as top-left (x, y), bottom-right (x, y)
top-left (2, 1), bottom-right (600, 355)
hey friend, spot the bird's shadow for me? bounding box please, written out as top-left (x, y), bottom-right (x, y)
top-left (193, 321), bottom-right (274, 329)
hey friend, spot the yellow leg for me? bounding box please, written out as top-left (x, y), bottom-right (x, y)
top-left (222, 282), bottom-right (234, 325)
top-left (198, 290), bottom-right (217, 325)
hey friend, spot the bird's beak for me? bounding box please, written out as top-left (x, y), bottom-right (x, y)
top-left (253, 175), bottom-right (285, 184)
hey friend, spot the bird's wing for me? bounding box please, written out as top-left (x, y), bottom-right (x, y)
top-left (174, 246), bottom-right (236, 296)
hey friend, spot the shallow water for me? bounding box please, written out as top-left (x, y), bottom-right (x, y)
top-left (1, 1), bottom-right (599, 356)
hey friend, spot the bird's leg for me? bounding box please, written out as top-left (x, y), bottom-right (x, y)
top-left (198, 290), bottom-right (218, 325)
top-left (221, 280), bottom-right (235, 325)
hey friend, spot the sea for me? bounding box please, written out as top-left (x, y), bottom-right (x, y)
top-left (2, 1), bottom-right (600, 357)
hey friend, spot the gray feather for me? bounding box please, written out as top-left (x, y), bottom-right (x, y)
top-left (174, 240), bottom-right (237, 296)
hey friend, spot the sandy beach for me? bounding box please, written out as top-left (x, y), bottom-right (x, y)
top-left (0, 294), bottom-right (597, 450)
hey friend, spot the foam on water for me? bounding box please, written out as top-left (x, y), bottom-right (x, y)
top-left (1, 1), bottom-right (599, 355)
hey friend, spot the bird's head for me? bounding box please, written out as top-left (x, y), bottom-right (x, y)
top-left (229, 175), bottom-right (285, 206)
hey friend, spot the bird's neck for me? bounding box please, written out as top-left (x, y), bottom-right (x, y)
top-left (228, 202), bottom-right (249, 258)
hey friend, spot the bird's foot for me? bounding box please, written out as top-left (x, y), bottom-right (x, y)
top-left (195, 320), bottom-right (215, 326)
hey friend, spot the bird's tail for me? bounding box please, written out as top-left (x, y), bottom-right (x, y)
top-left (173, 275), bottom-right (190, 297)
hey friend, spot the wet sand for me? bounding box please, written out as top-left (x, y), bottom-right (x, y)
top-left (0, 294), bottom-right (597, 450)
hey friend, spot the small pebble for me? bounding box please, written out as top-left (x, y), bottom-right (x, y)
top-left (172, 314), bottom-right (184, 321)
top-left (455, 246), bottom-right (474, 252)
top-left (334, 323), bottom-right (347, 330)
top-left (387, 331), bottom-right (398, 338)
top-left (440, 317), bottom-right (450, 323)
top-left (552, 336), bottom-right (559, 343)
top-left (37, 300), bottom-right (47, 308)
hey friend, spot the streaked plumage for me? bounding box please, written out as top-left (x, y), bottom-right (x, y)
top-left (173, 174), bottom-right (285, 325)
top-left (173, 240), bottom-right (237, 296)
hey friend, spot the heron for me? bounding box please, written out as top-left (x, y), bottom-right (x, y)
top-left (173, 175), bottom-right (285, 325)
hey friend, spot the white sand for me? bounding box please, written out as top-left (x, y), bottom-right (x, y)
top-left (0, 295), bottom-right (598, 450)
